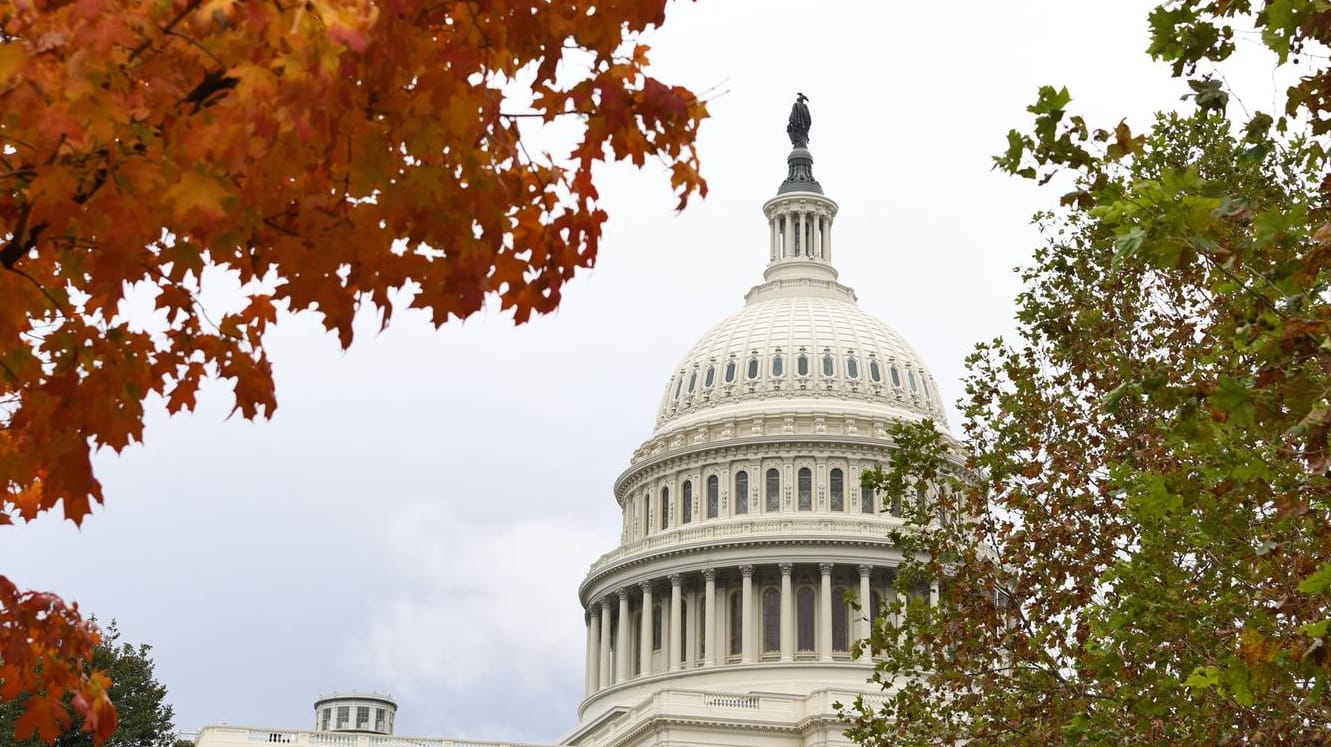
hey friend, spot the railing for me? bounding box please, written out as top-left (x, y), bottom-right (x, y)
top-left (586, 515), bottom-right (899, 577)
top-left (701, 694), bottom-right (759, 709)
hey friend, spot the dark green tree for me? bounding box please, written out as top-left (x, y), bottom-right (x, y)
top-left (844, 3), bottom-right (1331, 743)
top-left (1, 622), bottom-right (177, 747)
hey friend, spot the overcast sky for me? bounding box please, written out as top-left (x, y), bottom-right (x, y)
top-left (0, 1), bottom-right (1291, 743)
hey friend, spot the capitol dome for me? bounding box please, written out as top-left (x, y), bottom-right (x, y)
top-left (567, 98), bottom-right (959, 747)
top-left (655, 288), bottom-right (947, 434)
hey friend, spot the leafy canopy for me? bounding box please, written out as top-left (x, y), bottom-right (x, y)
top-left (1, 0), bottom-right (707, 741)
top-left (846, 2), bottom-right (1331, 744)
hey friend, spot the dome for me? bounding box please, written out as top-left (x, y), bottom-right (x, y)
top-left (654, 289), bottom-right (946, 434)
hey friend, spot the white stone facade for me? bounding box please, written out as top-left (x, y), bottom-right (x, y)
top-left (198, 138), bottom-right (954, 747)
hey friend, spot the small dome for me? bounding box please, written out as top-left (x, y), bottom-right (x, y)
top-left (654, 290), bottom-right (946, 433)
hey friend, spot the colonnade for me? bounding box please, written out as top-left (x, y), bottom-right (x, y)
top-left (583, 562), bottom-right (927, 695)
top-left (768, 206), bottom-right (831, 262)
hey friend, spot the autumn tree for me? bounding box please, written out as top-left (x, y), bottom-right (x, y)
top-left (845, 3), bottom-right (1331, 743)
top-left (0, 621), bottom-right (177, 747)
top-left (1, 0), bottom-right (707, 741)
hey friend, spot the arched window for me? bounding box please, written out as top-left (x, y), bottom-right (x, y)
top-left (766, 468), bottom-right (781, 511)
top-left (908, 370), bottom-right (918, 393)
top-left (890, 366), bottom-right (902, 387)
top-left (891, 489), bottom-right (904, 518)
top-left (747, 356), bottom-right (760, 380)
top-left (687, 370), bottom-right (697, 393)
top-left (830, 468), bottom-right (844, 511)
top-left (832, 587), bottom-right (850, 652)
top-left (846, 356), bottom-right (859, 379)
top-left (674, 375), bottom-right (684, 399)
top-left (797, 353), bottom-right (810, 376)
top-left (822, 353), bottom-right (834, 377)
top-left (652, 603), bottom-right (663, 650)
top-left (762, 588), bottom-right (780, 653)
top-left (921, 377), bottom-right (931, 401)
top-left (729, 591), bottom-right (743, 657)
top-left (682, 480), bottom-right (693, 524)
top-left (796, 587), bottom-right (815, 651)
top-left (724, 360), bottom-right (736, 384)
top-left (797, 467), bottom-right (812, 511)
top-left (861, 484), bottom-right (875, 514)
top-left (706, 475), bottom-right (719, 518)
top-left (704, 364), bottom-right (716, 389)
top-left (869, 359), bottom-right (882, 383)
top-left (734, 471), bottom-right (749, 514)
top-left (660, 486), bottom-right (670, 529)
top-left (772, 354), bottom-right (784, 377)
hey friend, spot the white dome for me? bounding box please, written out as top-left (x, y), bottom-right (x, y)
top-left (654, 283), bottom-right (947, 433)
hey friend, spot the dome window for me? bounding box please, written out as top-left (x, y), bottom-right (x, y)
top-left (706, 475), bottom-right (719, 518)
top-left (687, 370), bottom-right (697, 393)
top-left (921, 378), bottom-right (931, 401)
top-left (890, 366), bottom-right (902, 387)
top-left (861, 485), bottom-right (875, 514)
top-left (734, 471), bottom-right (749, 514)
top-left (682, 480), bottom-right (693, 524)
top-left (822, 354), bottom-right (834, 377)
top-left (772, 354), bottom-right (784, 377)
top-left (674, 375), bottom-right (684, 399)
top-left (830, 468), bottom-right (844, 511)
top-left (869, 360), bottom-right (882, 383)
top-left (704, 364), bottom-right (715, 389)
top-left (796, 354), bottom-right (809, 377)
top-left (747, 356), bottom-right (760, 380)
top-left (846, 356), bottom-right (860, 379)
top-left (660, 486), bottom-right (670, 529)
top-left (908, 371), bottom-right (918, 393)
top-left (765, 468), bottom-right (781, 511)
top-left (724, 360), bottom-right (736, 384)
top-left (797, 467), bottom-right (812, 510)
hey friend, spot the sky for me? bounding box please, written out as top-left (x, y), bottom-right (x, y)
top-left (0, 0), bottom-right (1293, 743)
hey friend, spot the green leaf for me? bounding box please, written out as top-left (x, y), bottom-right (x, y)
top-left (1298, 562), bottom-right (1331, 595)
top-left (1210, 377), bottom-right (1255, 426)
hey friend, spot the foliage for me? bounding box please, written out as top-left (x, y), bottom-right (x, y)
top-left (0, 621), bottom-right (176, 746)
top-left (845, 3), bottom-right (1331, 743)
top-left (1, 0), bottom-right (707, 740)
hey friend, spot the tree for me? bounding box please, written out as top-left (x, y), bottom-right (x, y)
top-left (1, 0), bottom-right (708, 740)
top-left (845, 3), bottom-right (1331, 744)
top-left (1, 621), bottom-right (177, 746)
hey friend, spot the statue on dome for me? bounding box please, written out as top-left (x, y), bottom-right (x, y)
top-left (786, 92), bottom-right (811, 148)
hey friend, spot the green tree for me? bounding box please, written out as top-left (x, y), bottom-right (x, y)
top-left (845, 4), bottom-right (1331, 743)
top-left (1, 622), bottom-right (177, 747)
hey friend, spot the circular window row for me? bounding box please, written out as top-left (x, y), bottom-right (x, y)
top-left (669, 350), bottom-right (931, 404)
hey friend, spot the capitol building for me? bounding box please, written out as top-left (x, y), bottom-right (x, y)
top-left (197, 100), bottom-right (957, 747)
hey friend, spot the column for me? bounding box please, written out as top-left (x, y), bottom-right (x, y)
top-left (740, 565), bottom-right (755, 663)
top-left (858, 564), bottom-right (873, 648)
top-left (685, 586), bottom-right (698, 668)
top-left (823, 213), bottom-right (832, 261)
top-left (639, 582), bottom-right (654, 677)
top-left (779, 563), bottom-right (794, 662)
top-left (703, 568), bottom-right (717, 666)
top-left (818, 563), bottom-right (833, 662)
top-left (782, 210), bottom-right (793, 259)
top-left (599, 598), bottom-right (612, 688)
top-left (769, 216), bottom-right (777, 261)
top-left (616, 589), bottom-right (631, 682)
top-left (586, 607), bottom-right (600, 695)
top-left (669, 575), bottom-right (683, 671)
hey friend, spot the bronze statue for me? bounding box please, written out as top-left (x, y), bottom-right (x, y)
top-left (786, 93), bottom-right (811, 148)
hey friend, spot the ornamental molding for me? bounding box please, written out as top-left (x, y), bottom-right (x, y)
top-left (579, 529), bottom-right (905, 602)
